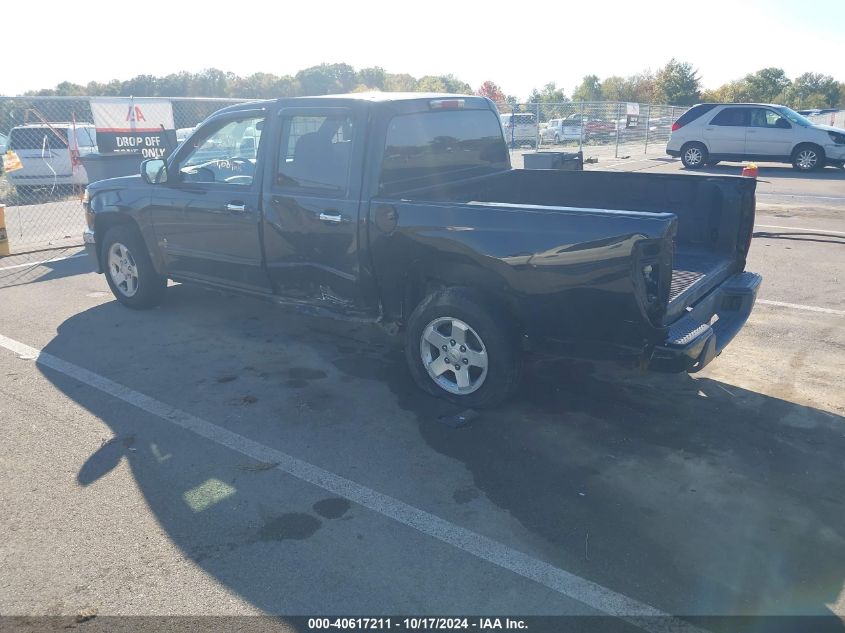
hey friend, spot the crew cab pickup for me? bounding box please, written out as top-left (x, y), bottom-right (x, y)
top-left (83, 93), bottom-right (761, 406)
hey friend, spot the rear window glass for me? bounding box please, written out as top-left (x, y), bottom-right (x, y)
top-left (9, 127), bottom-right (69, 150)
top-left (674, 104), bottom-right (717, 128)
top-left (380, 110), bottom-right (508, 194)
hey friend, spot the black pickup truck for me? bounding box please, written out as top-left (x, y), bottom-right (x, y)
top-left (82, 93), bottom-right (761, 406)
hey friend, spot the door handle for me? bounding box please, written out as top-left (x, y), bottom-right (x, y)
top-left (226, 203), bottom-right (246, 213)
top-left (319, 212), bottom-right (343, 223)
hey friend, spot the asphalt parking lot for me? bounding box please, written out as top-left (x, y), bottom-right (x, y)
top-left (1, 158), bottom-right (843, 631)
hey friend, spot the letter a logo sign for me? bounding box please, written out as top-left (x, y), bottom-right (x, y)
top-left (126, 106), bottom-right (146, 122)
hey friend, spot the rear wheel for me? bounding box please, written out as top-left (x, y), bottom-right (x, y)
top-left (792, 144), bottom-right (824, 171)
top-left (102, 225), bottom-right (166, 309)
top-left (681, 142), bottom-right (708, 169)
top-left (405, 288), bottom-right (521, 408)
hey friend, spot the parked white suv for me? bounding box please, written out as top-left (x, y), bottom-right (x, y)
top-left (6, 123), bottom-right (98, 193)
top-left (667, 103), bottom-right (845, 171)
top-left (501, 112), bottom-right (538, 147)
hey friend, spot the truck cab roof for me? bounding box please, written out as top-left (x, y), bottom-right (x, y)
top-left (212, 93), bottom-right (494, 117)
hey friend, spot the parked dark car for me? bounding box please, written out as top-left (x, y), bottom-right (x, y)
top-left (83, 93), bottom-right (761, 406)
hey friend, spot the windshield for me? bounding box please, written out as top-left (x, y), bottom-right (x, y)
top-left (775, 106), bottom-right (813, 127)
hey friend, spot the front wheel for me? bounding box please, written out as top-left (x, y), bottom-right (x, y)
top-left (792, 144), bottom-right (824, 171)
top-left (102, 224), bottom-right (167, 309)
top-left (681, 142), bottom-right (708, 169)
top-left (554, 134), bottom-right (560, 144)
top-left (404, 288), bottom-right (521, 408)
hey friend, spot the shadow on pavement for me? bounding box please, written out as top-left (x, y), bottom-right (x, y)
top-left (0, 249), bottom-right (91, 289)
top-left (36, 284), bottom-right (845, 627)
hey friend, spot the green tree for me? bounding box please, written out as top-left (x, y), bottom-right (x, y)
top-left (742, 67), bottom-right (791, 103)
top-left (786, 72), bottom-right (840, 108)
top-left (417, 75), bottom-right (448, 92)
top-left (572, 75), bottom-right (601, 102)
top-left (628, 71), bottom-right (657, 103)
top-left (384, 73), bottom-right (418, 92)
top-left (600, 76), bottom-right (631, 102)
top-left (654, 59), bottom-right (701, 105)
top-left (357, 67), bottom-right (386, 90)
top-left (296, 63), bottom-right (357, 95)
top-left (527, 82), bottom-right (568, 119)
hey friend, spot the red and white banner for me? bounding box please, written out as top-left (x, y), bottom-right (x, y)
top-left (90, 98), bottom-right (176, 157)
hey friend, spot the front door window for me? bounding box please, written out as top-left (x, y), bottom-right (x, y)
top-left (178, 117), bottom-right (265, 186)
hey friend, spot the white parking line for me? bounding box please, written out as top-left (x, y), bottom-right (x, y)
top-left (0, 253), bottom-right (86, 272)
top-left (757, 193), bottom-right (845, 202)
top-left (757, 300), bottom-right (845, 316)
top-left (755, 224), bottom-right (845, 236)
top-left (0, 332), bottom-right (704, 633)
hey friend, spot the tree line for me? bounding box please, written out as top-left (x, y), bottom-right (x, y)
top-left (13, 60), bottom-right (845, 109)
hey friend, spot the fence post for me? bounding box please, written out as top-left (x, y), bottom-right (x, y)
top-left (578, 101), bottom-right (584, 151)
top-left (0, 204), bottom-right (9, 256)
top-left (536, 101), bottom-right (541, 149)
top-left (615, 102), bottom-right (622, 158)
top-left (644, 104), bottom-right (651, 155)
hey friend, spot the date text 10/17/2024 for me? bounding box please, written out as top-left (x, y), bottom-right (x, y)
top-left (307, 618), bottom-right (528, 630)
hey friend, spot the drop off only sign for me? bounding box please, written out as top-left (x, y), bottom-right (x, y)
top-left (91, 98), bottom-right (177, 158)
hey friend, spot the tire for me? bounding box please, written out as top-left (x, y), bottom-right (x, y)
top-left (404, 288), bottom-right (521, 408)
top-left (101, 224), bottom-right (167, 309)
top-left (792, 144), bottom-right (825, 172)
top-left (554, 134), bottom-right (560, 145)
top-left (680, 142), bottom-right (708, 169)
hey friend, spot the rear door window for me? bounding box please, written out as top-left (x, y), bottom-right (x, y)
top-left (710, 108), bottom-right (749, 127)
top-left (276, 113), bottom-right (354, 191)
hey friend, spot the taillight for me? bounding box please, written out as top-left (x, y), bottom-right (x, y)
top-left (671, 122), bottom-right (681, 132)
top-left (429, 99), bottom-right (465, 110)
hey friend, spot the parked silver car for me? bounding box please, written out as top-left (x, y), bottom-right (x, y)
top-left (667, 103), bottom-right (845, 171)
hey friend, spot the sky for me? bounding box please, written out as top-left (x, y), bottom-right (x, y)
top-left (2, 0), bottom-right (844, 99)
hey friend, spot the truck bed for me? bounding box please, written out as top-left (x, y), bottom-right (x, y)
top-left (402, 168), bottom-right (755, 327)
top-left (667, 248), bottom-right (734, 323)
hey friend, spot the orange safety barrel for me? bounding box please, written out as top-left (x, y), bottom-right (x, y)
top-left (741, 163), bottom-right (759, 178)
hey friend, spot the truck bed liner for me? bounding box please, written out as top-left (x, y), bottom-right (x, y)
top-left (666, 249), bottom-right (734, 323)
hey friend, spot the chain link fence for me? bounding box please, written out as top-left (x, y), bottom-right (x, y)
top-left (0, 96), bottom-right (245, 257)
top-left (0, 95), bottom-right (688, 261)
top-left (495, 101), bottom-right (687, 167)
top-left (807, 110), bottom-right (845, 129)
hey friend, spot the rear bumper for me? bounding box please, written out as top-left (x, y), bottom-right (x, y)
top-left (649, 271), bottom-right (762, 373)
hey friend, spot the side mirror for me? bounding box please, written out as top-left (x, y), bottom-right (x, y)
top-left (141, 158), bottom-right (168, 184)
top-left (775, 118), bottom-right (791, 129)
